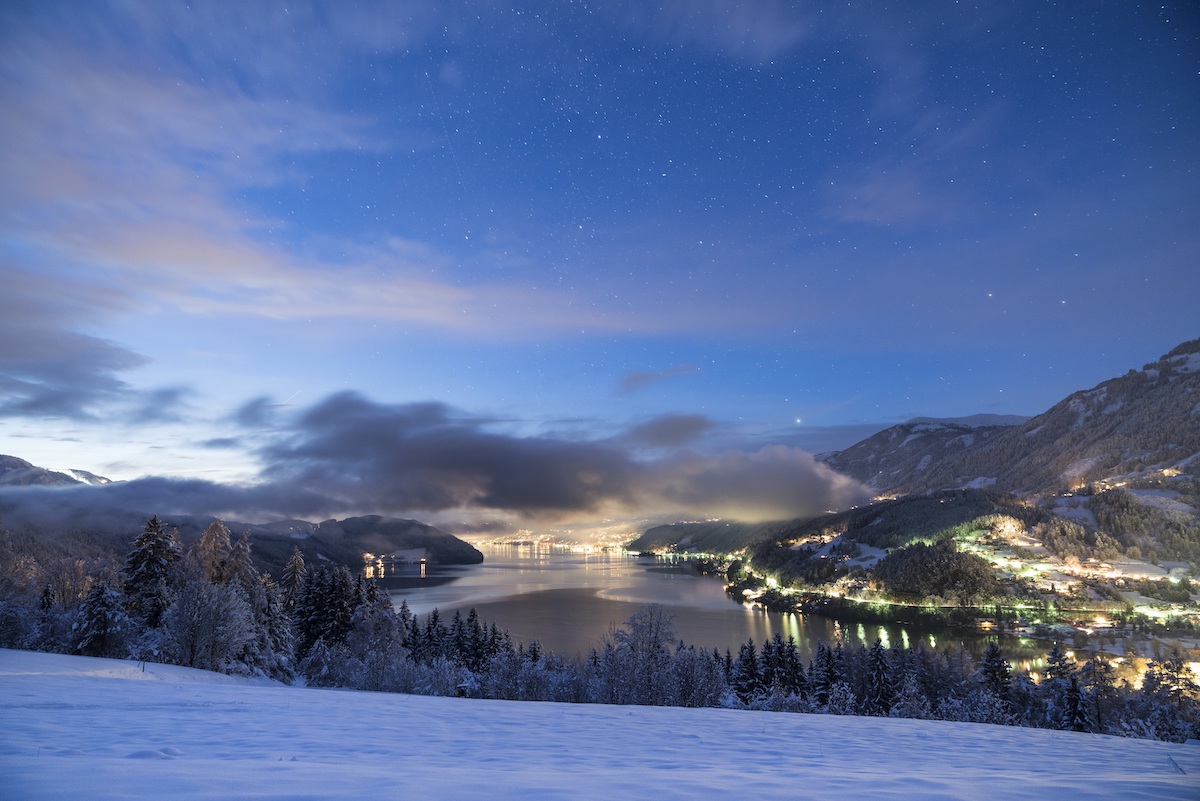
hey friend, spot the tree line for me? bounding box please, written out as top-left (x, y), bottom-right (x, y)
top-left (0, 517), bottom-right (1196, 743)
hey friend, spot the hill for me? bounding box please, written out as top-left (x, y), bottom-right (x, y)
top-left (0, 455), bottom-right (111, 487)
top-left (2, 648), bottom-right (1195, 801)
top-left (822, 338), bottom-right (1200, 498)
top-left (626, 519), bottom-right (792, 554)
top-left (281, 514), bottom-right (484, 567)
top-left (741, 489), bottom-right (1048, 603)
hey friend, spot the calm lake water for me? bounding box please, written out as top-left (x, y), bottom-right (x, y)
top-left (384, 543), bottom-right (1044, 663)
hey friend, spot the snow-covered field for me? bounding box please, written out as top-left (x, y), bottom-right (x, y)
top-left (2, 649), bottom-right (1197, 800)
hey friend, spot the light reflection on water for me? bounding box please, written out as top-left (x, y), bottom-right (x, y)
top-left (384, 543), bottom-right (1024, 661)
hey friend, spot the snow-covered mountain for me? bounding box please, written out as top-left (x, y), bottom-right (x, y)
top-left (2, 648), bottom-right (1196, 801)
top-left (822, 338), bottom-right (1200, 497)
top-left (60, 468), bottom-right (112, 486)
top-left (0, 455), bottom-right (111, 487)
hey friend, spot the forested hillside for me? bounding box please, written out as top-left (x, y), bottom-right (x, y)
top-left (823, 338), bottom-right (1200, 497)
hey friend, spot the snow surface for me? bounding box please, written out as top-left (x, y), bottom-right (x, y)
top-left (1053, 500), bottom-right (1099, 528)
top-left (2, 649), bottom-right (1198, 801)
top-left (961, 476), bottom-right (998, 489)
top-left (1128, 489), bottom-right (1197, 516)
top-left (1168, 351), bottom-right (1200, 374)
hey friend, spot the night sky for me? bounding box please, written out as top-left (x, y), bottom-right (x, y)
top-left (2, 2), bottom-right (1197, 533)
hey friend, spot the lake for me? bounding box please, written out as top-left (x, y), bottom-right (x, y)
top-left (382, 543), bottom-right (1047, 664)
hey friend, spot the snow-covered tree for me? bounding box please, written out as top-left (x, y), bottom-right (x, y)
top-left (292, 566), bottom-right (358, 660)
top-left (161, 579), bottom-right (255, 674)
top-left (611, 604), bottom-right (676, 705)
top-left (826, 680), bottom-right (859, 715)
top-left (226, 531), bottom-right (259, 593)
top-left (939, 688), bottom-right (1014, 725)
top-left (1044, 642), bottom-right (1074, 682)
top-left (1061, 676), bottom-right (1090, 732)
top-left (864, 638), bottom-right (894, 716)
top-left (73, 582), bottom-right (130, 658)
top-left (668, 644), bottom-right (727, 708)
top-left (890, 671), bottom-right (932, 720)
top-left (1079, 655), bottom-right (1118, 733)
top-left (238, 573), bottom-right (295, 682)
top-left (732, 640), bottom-right (762, 704)
top-left (779, 636), bottom-right (807, 698)
top-left (977, 642), bottom-right (1012, 702)
top-left (122, 516), bottom-right (182, 628)
top-left (191, 519), bottom-right (233, 585)
top-left (280, 546), bottom-right (307, 613)
top-left (0, 596), bottom-right (37, 650)
top-left (809, 642), bottom-right (837, 707)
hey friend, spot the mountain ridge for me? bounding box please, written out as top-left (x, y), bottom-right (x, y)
top-left (821, 338), bottom-right (1200, 497)
top-left (0, 455), bottom-right (111, 488)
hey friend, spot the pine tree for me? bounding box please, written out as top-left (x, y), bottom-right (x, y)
top-left (1042, 642), bottom-right (1078, 728)
top-left (450, 610), bottom-right (468, 664)
top-left (465, 608), bottom-right (487, 672)
top-left (1045, 642), bottom-right (1074, 682)
top-left (403, 606), bottom-right (424, 663)
top-left (292, 566), bottom-right (328, 658)
top-left (779, 636), bottom-right (807, 698)
top-left (280, 546), bottom-right (307, 613)
top-left (73, 582), bottom-right (130, 658)
top-left (733, 640), bottom-right (762, 704)
top-left (33, 583), bottom-right (65, 652)
top-left (758, 634), bottom-right (781, 693)
top-left (255, 573), bottom-right (295, 682)
top-left (977, 642), bottom-right (1012, 702)
top-left (1079, 655), bottom-right (1117, 733)
top-left (864, 638), bottom-right (894, 716)
top-left (328, 567), bottom-right (358, 644)
top-left (1062, 676), bottom-right (1090, 732)
top-left (810, 642), bottom-right (837, 707)
top-left (122, 516), bottom-right (182, 628)
top-left (340, 579), bottom-right (404, 691)
top-left (423, 607), bottom-right (446, 661)
top-left (226, 531), bottom-right (259, 593)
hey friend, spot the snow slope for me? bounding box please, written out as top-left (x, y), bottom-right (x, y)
top-left (1, 649), bottom-right (1197, 800)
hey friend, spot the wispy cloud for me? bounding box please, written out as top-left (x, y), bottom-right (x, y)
top-left (2, 2), bottom-right (768, 362)
top-left (97, 0), bottom-right (445, 96)
top-left (605, 0), bottom-right (813, 64)
top-left (824, 102), bottom-right (1010, 228)
top-left (619, 365), bottom-right (701, 393)
top-left (1, 4), bottom-right (750, 424)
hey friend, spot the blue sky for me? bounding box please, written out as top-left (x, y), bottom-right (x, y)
top-left (1, 1), bottom-right (1197, 532)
